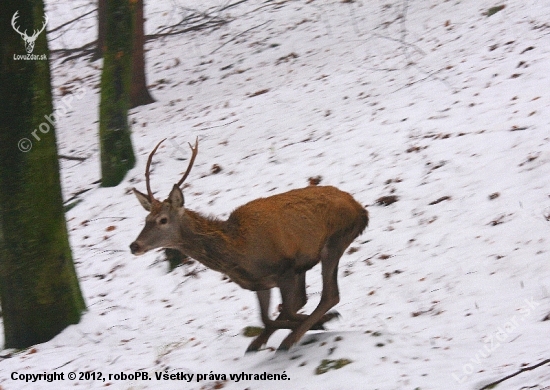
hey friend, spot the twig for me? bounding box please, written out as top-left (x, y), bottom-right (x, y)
top-left (59, 154), bottom-right (87, 161)
top-left (64, 187), bottom-right (92, 204)
top-left (391, 69), bottom-right (443, 93)
top-left (146, 19), bottom-right (228, 40)
top-left (154, 13), bottom-right (211, 35)
top-left (479, 359), bottom-right (550, 390)
top-left (48, 9), bottom-right (96, 34)
top-left (51, 41), bottom-right (96, 56)
top-left (371, 32), bottom-right (425, 56)
top-left (0, 353), bottom-right (14, 360)
top-left (400, 0), bottom-right (411, 61)
top-left (49, 1), bottom-right (270, 62)
top-left (51, 7), bottom-right (228, 61)
top-left (51, 41), bottom-right (96, 64)
top-left (53, 359), bottom-right (75, 370)
top-left (78, 331), bottom-right (100, 344)
top-left (218, 0), bottom-right (249, 12)
top-left (198, 119), bottom-right (238, 131)
top-left (210, 20), bottom-right (272, 55)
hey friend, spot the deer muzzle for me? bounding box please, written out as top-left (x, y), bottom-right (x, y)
top-left (129, 241), bottom-right (144, 255)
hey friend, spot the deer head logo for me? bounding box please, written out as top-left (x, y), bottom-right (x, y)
top-left (11, 11), bottom-right (48, 54)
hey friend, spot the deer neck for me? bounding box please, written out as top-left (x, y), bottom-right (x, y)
top-left (176, 209), bottom-right (239, 274)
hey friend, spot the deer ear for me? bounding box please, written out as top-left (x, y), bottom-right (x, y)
top-left (133, 188), bottom-right (152, 211)
top-left (168, 184), bottom-right (184, 208)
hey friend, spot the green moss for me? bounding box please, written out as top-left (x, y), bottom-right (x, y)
top-left (315, 359), bottom-right (353, 375)
top-left (486, 5), bottom-right (505, 17)
top-left (242, 326), bottom-right (264, 337)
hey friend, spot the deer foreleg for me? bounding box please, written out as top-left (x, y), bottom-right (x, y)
top-left (246, 271), bottom-right (307, 352)
top-left (246, 270), bottom-right (338, 353)
top-left (246, 289), bottom-right (278, 353)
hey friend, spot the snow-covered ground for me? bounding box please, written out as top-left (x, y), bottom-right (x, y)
top-left (2, 1), bottom-right (550, 389)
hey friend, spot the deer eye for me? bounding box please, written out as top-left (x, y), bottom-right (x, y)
top-left (159, 217), bottom-right (168, 225)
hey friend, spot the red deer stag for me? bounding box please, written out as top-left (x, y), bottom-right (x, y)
top-left (130, 139), bottom-right (369, 352)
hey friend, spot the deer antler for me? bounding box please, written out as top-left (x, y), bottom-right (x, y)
top-left (31, 14), bottom-right (48, 40)
top-left (11, 12), bottom-right (48, 39)
top-left (177, 137), bottom-right (199, 187)
top-left (11, 11), bottom-right (27, 38)
top-left (145, 139), bottom-right (166, 202)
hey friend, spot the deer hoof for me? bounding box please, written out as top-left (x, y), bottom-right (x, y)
top-left (246, 334), bottom-right (269, 353)
top-left (276, 343), bottom-right (291, 352)
top-left (310, 323), bottom-right (326, 331)
top-left (325, 310), bottom-right (341, 321)
top-left (311, 310), bottom-right (341, 330)
top-left (245, 342), bottom-right (262, 353)
top-left (277, 334), bottom-right (297, 351)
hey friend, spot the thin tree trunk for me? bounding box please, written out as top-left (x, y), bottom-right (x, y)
top-left (130, 0), bottom-right (155, 108)
top-left (99, 0), bottom-right (136, 187)
top-left (92, 0), bottom-right (107, 61)
top-left (0, 0), bottom-right (86, 349)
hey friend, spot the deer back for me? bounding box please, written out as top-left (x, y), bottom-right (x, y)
top-left (226, 185), bottom-right (368, 271)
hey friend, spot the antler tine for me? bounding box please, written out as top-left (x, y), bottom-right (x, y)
top-left (177, 137), bottom-right (199, 188)
top-left (32, 14), bottom-right (48, 38)
top-left (145, 139), bottom-right (166, 201)
top-left (11, 11), bottom-right (25, 37)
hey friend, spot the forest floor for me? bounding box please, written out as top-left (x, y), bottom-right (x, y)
top-left (2, 1), bottom-right (550, 389)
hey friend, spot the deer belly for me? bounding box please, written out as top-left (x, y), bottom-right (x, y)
top-left (226, 265), bottom-right (278, 291)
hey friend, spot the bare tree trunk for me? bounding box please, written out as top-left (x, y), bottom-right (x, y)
top-left (92, 0), bottom-right (107, 61)
top-left (130, 0), bottom-right (155, 108)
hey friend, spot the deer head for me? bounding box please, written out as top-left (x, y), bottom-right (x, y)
top-left (11, 11), bottom-right (48, 54)
top-left (130, 138), bottom-right (198, 255)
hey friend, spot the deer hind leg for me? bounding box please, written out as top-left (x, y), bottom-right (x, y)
top-left (246, 270), bottom-right (308, 353)
top-left (282, 270), bottom-right (339, 330)
top-left (277, 241), bottom-right (347, 351)
top-left (276, 268), bottom-right (337, 327)
top-left (246, 267), bottom-right (340, 353)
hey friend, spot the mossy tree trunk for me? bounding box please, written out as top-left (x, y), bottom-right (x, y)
top-left (99, 0), bottom-right (136, 187)
top-left (0, 0), bottom-right (86, 349)
top-left (95, 0), bottom-right (155, 109)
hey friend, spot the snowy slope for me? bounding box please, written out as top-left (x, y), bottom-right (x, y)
top-left (2, 1), bottom-right (550, 389)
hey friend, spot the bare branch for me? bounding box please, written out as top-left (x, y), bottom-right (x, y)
top-left (479, 359), bottom-right (550, 390)
top-left (48, 9), bottom-right (95, 34)
top-left (210, 20), bottom-right (272, 55)
top-left (59, 154), bottom-right (87, 161)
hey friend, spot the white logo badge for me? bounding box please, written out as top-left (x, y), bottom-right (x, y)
top-left (11, 11), bottom-right (48, 54)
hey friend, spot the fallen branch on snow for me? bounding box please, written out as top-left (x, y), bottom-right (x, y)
top-left (478, 358), bottom-right (550, 390)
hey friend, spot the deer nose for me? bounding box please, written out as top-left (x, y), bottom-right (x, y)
top-left (130, 242), bottom-right (141, 255)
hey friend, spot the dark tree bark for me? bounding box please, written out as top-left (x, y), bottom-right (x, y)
top-left (92, 0), bottom-right (107, 61)
top-left (99, 0), bottom-right (136, 187)
top-left (0, 0), bottom-right (86, 349)
top-left (130, 0), bottom-right (155, 108)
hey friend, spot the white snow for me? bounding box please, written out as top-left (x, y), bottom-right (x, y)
top-left (2, 1), bottom-right (550, 389)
